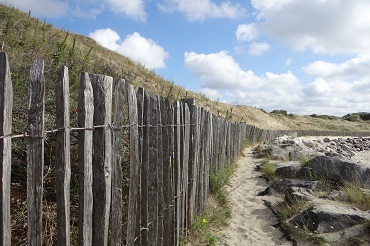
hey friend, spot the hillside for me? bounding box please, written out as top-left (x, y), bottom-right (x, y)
top-left (1, 3), bottom-right (370, 132)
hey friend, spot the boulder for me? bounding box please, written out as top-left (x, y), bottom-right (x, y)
top-left (290, 203), bottom-right (370, 233)
top-left (285, 187), bottom-right (317, 204)
top-left (275, 161), bottom-right (303, 178)
top-left (271, 178), bottom-right (324, 193)
top-left (310, 156), bottom-right (370, 187)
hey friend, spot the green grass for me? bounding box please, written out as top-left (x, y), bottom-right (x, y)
top-left (183, 164), bottom-right (236, 245)
top-left (341, 182), bottom-right (370, 210)
top-left (260, 162), bottom-right (277, 181)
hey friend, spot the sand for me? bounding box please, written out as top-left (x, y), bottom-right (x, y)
top-left (217, 148), bottom-right (292, 246)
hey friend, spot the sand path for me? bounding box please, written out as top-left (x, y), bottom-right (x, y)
top-left (217, 147), bottom-right (292, 246)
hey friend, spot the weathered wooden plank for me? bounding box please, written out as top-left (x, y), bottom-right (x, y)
top-left (127, 84), bottom-right (140, 246)
top-left (161, 97), bottom-right (172, 246)
top-left (27, 59), bottom-right (45, 246)
top-left (110, 78), bottom-right (126, 246)
top-left (90, 74), bottom-right (113, 246)
top-left (0, 52), bottom-right (12, 246)
top-left (187, 104), bottom-right (199, 225)
top-left (148, 94), bottom-right (159, 246)
top-left (77, 72), bottom-right (94, 246)
top-left (55, 66), bottom-right (71, 246)
top-left (174, 102), bottom-right (181, 245)
top-left (169, 104), bottom-right (176, 246)
top-left (156, 96), bottom-right (164, 245)
top-left (137, 88), bottom-right (150, 245)
top-left (182, 103), bottom-right (190, 230)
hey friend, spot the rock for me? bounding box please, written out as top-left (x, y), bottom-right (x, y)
top-left (285, 187), bottom-right (317, 203)
top-left (310, 156), bottom-right (370, 187)
top-left (290, 203), bottom-right (370, 233)
top-left (271, 178), bottom-right (325, 193)
top-left (275, 161), bottom-right (303, 178)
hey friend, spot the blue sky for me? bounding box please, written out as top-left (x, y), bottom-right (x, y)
top-left (3, 0), bottom-right (370, 116)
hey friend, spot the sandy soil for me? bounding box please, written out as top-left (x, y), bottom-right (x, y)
top-left (217, 148), bottom-right (292, 246)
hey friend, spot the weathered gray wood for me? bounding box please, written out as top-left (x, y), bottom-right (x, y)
top-left (169, 104), bottom-right (176, 246)
top-left (27, 59), bottom-right (45, 246)
top-left (187, 104), bottom-right (199, 224)
top-left (55, 66), bottom-right (71, 246)
top-left (156, 95), bottom-right (164, 245)
top-left (161, 97), bottom-right (172, 246)
top-left (137, 88), bottom-right (150, 246)
top-left (182, 103), bottom-right (190, 230)
top-left (90, 74), bottom-right (113, 246)
top-left (110, 79), bottom-right (126, 246)
top-left (173, 101), bottom-right (181, 244)
top-left (78, 72), bottom-right (94, 246)
top-left (127, 84), bottom-right (140, 246)
top-left (0, 52), bottom-right (12, 246)
top-left (148, 94), bottom-right (159, 246)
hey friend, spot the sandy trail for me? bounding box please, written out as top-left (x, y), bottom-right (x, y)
top-left (217, 147), bottom-right (292, 246)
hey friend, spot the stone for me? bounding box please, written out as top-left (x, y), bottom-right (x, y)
top-left (271, 178), bottom-right (325, 193)
top-left (285, 187), bottom-right (317, 204)
top-left (310, 156), bottom-right (370, 187)
top-left (275, 161), bottom-right (303, 178)
top-left (290, 203), bottom-right (370, 233)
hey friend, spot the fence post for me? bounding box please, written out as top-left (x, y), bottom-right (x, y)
top-left (55, 66), bottom-right (71, 246)
top-left (148, 94), bottom-right (159, 245)
top-left (0, 51), bottom-right (12, 246)
top-left (156, 96), bottom-right (164, 245)
top-left (90, 74), bottom-right (113, 246)
top-left (161, 97), bottom-right (173, 246)
top-left (127, 84), bottom-right (140, 246)
top-left (78, 72), bottom-right (94, 246)
top-left (27, 59), bottom-right (45, 246)
top-left (110, 78), bottom-right (126, 245)
top-left (137, 88), bottom-right (150, 245)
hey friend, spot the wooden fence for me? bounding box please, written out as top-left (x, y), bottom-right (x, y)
top-left (1, 51), bottom-right (370, 245)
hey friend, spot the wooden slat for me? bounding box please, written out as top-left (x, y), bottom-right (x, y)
top-left (110, 79), bottom-right (126, 245)
top-left (27, 59), bottom-right (45, 246)
top-left (148, 94), bottom-right (159, 245)
top-left (90, 74), bottom-right (113, 246)
top-left (187, 104), bottom-right (199, 224)
top-left (156, 95), bottom-right (164, 245)
top-left (0, 52), bottom-right (12, 246)
top-left (55, 66), bottom-right (71, 246)
top-left (137, 88), bottom-right (150, 245)
top-left (127, 84), bottom-right (140, 246)
top-left (174, 101), bottom-right (181, 244)
top-left (182, 103), bottom-right (190, 230)
top-left (160, 97), bottom-right (172, 246)
top-left (77, 72), bottom-right (94, 246)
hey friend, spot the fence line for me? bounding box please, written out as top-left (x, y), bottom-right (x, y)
top-left (1, 51), bottom-right (370, 245)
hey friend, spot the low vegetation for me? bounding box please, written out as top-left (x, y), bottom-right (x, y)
top-left (183, 163), bottom-right (236, 245)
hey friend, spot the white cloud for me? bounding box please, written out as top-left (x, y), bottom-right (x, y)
top-left (104, 0), bottom-right (146, 22)
top-left (248, 42), bottom-right (269, 55)
top-left (185, 51), bottom-right (370, 116)
top-left (3, 0), bottom-right (69, 17)
top-left (250, 0), bottom-right (370, 54)
top-left (89, 28), bottom-right (120, 50)
top-left (117, 32), bottom-right (169, 69)
top-left (89, 29), bottom-right (168, 69)
top-left (304, 54), bottom-right (370, 79)
top-left (158, 0), bottom-right (245, 21)
top-left (235, 23), bottom-right (258, 42)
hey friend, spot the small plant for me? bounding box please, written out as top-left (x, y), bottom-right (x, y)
top-left (341, 182), bottom-right (370, 210)
top-left (184, 164), bottom-right (236, 245)
top-left (299, 155), bottom-right (310, 167)
top-left (260, 162), bottom-right (276, 181)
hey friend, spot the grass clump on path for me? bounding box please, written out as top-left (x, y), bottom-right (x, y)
top-left (183, 163), bottom-right (236, 245)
